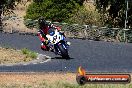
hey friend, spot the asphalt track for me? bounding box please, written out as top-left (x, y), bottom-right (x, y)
top-left (0, 33), bottom-right (132, 72)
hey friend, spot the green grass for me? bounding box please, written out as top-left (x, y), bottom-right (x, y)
top-left (21, 48), bottom-right (37, 59)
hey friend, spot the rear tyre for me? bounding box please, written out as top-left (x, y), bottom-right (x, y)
top-left (58, 44), bottom-right (69, 59)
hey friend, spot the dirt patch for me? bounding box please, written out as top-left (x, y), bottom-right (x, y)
top-left (0, 72), bottom-right (76, 86)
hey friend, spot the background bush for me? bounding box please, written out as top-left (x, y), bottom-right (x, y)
top-left (25, 0), bottom-right (81, 22)
top-left (24, 19), bottom-right (38, 28)
top-left (68, 7), bottom-right (103, 26)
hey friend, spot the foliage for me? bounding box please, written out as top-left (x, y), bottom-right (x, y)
top-left (1, 0), bottom-right (21, 15)
top-left (24, 19), bottom-right (38, 28)
top-left (21, 48), bottom-right (37, 59)
top-left (25, 0), bottom-right (82, 22)
top-left (0, 0), bottom-right (22, 27)
top-left (95, 0), bottom-right (132, 28)
top-left (68, 7), bottom-right (103, 26)
top-left (117, 29), bottom-right (132, 42)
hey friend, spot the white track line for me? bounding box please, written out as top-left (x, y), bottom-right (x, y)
top-left (23, 64), bottom-right (28, 65)
top-left (39, 58), bottom-right (51, 63)
top-left (33, 63), bottom-right (37, 64)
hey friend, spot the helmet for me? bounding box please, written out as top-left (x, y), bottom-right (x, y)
top-left (38, 17), bottom-right (47, 29)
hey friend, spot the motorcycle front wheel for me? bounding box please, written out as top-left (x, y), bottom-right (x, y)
top-left (58, 44), bottom-right (69, 59)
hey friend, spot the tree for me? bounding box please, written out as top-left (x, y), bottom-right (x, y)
top-left (25, 0), bottom-right (82, 22)
top-left (0, 0), bottom-right (21, 28)
top-left (0, 0), bottom-right (6, 27)
top-left (96, 0), bottom-right (132, 28)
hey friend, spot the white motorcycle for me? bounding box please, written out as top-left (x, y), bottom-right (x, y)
top-left (46, 29), bottom-right (70, 59)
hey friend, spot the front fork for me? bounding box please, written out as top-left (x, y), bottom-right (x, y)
top-left (54, 44), bottom-right (60, 55)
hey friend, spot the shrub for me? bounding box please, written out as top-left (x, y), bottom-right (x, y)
top-left (21, 48), bottom-right (37, 59)
top-left (24, 19), bottom-right (38, 28)
top-left (21, 48), bottom-right (30, 54)
top-left (67, 4), bottom-right (103, 26)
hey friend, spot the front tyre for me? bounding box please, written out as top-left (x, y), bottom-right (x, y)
top-left (58, 44), bottom-right (69, 59)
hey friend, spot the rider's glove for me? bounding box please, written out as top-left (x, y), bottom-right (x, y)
top-left (60, 31), bottom-right (66, 38)
top-left (42, 40), bottom-right (49, 45)
top-left (45, 40), bottom-right (49, 45)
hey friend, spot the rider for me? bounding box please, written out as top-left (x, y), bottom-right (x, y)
top-left (38, 17), bottom-right (61, 51)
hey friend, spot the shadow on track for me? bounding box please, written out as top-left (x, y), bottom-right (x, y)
top-left (51, 57), bottom-right (74, 60)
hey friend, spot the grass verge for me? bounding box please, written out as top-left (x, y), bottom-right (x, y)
top-left (0, 73), bottom-right (131, 88)
top-left (0, 47), bottom-right (37, 64)
top-left (1, 82), bottom-right (132, 88)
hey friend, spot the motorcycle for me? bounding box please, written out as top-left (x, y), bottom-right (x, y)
top-left (46, 28), bottom-right (70, 59)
